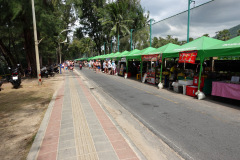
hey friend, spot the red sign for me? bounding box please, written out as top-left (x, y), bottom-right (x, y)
top-left (142, 54), bottom-right (158, 61)
top-left (179, 50), bottom-right (197, 64)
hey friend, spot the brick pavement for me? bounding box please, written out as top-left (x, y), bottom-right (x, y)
top-left (27, 72), bottom-right (140, 160)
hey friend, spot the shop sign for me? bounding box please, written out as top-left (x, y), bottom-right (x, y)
top-left (121, 57), bottom-right (126, 62)
top-left (178, 50), bottom-right (197, 64)
top-left (142, 54), bottom-right (158, 61)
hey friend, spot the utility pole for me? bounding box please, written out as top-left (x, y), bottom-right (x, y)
top-left (150, 19), bottom-right (154, 47)
top-left (31, 0), bottom-right (41, 85)
top-left (130, 29), bottom-right (134, 51)
top-left (187, 0), bottom-right (195, 43)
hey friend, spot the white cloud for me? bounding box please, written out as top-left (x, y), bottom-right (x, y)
top-left (141, 0), bottom-right (240, 40)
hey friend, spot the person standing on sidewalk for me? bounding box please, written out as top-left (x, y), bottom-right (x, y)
top-left (112, 61), bottom-right (116, 75)
top-left (108, 60), bottom-right (112, 75)
top-left (103, 61), bottom-right (106, 73)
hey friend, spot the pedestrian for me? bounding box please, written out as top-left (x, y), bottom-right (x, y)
top-left (108, 60), bottom-right (112, 74)
top-left (88, 61), bottom-right (91, 69)
top-left (112, 61), bottom-right (116, 75)
top-left (105, 61), bottom-right (108, 74)
top-left (103, 61), bottom-right (106, 73)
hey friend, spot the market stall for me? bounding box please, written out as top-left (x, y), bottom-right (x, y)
top-left (161, 37), bottom-right (223, 97)
top-left (147, 43), bottom-right (180, 88)
top-left (141, 54), bottom-right (161, 84)
top-left (126, 47), bottom-right (156, 80)
top-left (115, 51), bottom-right (129, 76)
top-left (203, 36), bottom-right (240, 100)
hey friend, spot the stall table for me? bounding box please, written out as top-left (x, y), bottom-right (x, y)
top-left (212, 81), bottom-right (240, 100)
top-left (178, 80), bottom-right (193, 95)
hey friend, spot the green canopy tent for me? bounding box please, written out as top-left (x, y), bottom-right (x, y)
top-left (108, 52), bottom-right (120, 59)
top-left (163, 36), bottom-right (223, 92)
top-left (88, 57), bottom-right (94, 61)
top-left (203, 36), bottom-right (240, 58)
top-left (124, 47), bottom-right (156, 79)
top-left (146, 43), bottom-right (181, 86)
top-left (115, 51), bottom-right (129, 59)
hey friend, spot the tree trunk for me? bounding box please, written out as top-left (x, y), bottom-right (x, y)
top-left (0, 39), bottom-right (17, 67)
top-left (23, 27), bottom-right (37, 77)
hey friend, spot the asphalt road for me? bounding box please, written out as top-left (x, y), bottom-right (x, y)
top-left (78, 67), bottom-right (240, 160)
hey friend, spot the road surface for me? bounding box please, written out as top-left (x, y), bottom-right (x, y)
top-left (77, 67), bottom-right (240, 160)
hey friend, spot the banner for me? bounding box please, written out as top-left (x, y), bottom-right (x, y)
top-left (179, 50), bottom-right (197, 64)
top-left (142, 54), bottom-right (159, 61)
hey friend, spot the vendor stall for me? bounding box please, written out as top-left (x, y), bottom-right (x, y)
top-left (212, 81), bottom-right (240, 100)
top-left (162, 37), bottom-right (223, 97)
top-left (203, 36), bottom-right (240, 100)
top-left (141, 54), bottom-right (161, 85)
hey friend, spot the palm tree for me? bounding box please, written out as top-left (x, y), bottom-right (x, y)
top-left (99, 2), bottom-right (133, 51)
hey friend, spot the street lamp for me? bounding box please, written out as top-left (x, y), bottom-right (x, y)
top-left (149, 19), bottom-right (155, 47)
top-left (58, 29), bottom-right (71, 64)
top-left (187, 0), bottom-right (195, 43)
top-left (31, 0), bottom-right (41, 85)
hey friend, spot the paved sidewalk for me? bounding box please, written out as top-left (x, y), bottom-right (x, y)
top-left (27, 71), bottom-right (140, 160)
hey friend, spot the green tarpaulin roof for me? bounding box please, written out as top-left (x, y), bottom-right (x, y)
top-left (147, 43), bottom-right (180, 58)
top-left (118, 51), bottom-right (130, 57)
top-left (125, 49), bottom-right (141, 60)
top-left (109, 52), bottom-right (120, 58)
top-left (204, 36), bottom-right (240, 58)
top-left (125, 47), bottom-right (155, 60)
top-left (115, 51), bottom-right (129, 58)
top-left (163, 36), bottom-right (223, 60)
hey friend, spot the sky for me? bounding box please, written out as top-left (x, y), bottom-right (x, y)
top-left (140, 0), bottom-right (240, 40)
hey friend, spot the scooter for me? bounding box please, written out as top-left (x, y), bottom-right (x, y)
top-left (41, 66), bottom-right (49, 78)
top-left (8, 64), bottom-right (21, 89)
top-left (47, 66), bottom-right (55, 77)
top-left (53, 65), bottom-right (59, 73)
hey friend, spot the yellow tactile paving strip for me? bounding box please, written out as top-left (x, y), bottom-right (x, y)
top-left (69, 76), bottom-right (98, 160)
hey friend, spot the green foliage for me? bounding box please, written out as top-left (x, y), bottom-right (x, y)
top-left (77, 0), bottom-right (105, 54)
top-left (67, 37), bottom-right (96, 59)
top-left (0, 0), bottom-right (82, 75)
top-left (151, 35), bottom-right (182, 48)
top-left (98, 0), bottom-right (148, 52)
top-left (216, 29), bottom-right (231, 41)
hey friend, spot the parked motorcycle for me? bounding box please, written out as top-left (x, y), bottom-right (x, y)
top-left (8, 64), bottom-right (21, 89)
top-left (53, 65), bottom-right (59, 73)
top-left (41, 66), bottom-right (49, 78)
top-left (47, 66), bottom-right (55, 77)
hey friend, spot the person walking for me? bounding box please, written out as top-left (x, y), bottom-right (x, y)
top-left (112, 61), bottom-right (116, 75)
top-left (103, 61), bottom-right (106, 73)
top-left (108, 60), bottom-right (112, 75)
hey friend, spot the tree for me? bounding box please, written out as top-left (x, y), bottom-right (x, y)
top-left (238, 30), bottom-right (240, 36)
top-left (0, 0), bottom-right (81, 76)
top-left (78, 0), bottom-right (106, 54)
top-left (99, 1), bottom-right (134, 52)
top-left (202, 34), bottom-right (210, 37)
top-left (216, 29), bottom-right (230, 41)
